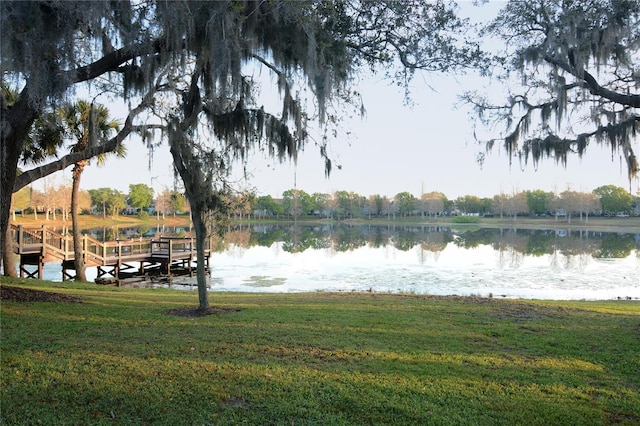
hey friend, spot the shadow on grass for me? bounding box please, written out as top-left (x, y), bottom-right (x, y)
top-left (0, 285), bottom-right (84, 303)
top-left (167, 306), bottom-right (242, 317)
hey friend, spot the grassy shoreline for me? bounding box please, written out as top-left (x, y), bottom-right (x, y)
top-left (1, 278), bottom-right (639, 425)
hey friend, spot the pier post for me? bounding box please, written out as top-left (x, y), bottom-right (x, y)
top-left (38, 255), bottom-right (43, 279)
top-left (40, 225), bottom-right (47, 259)
top-left (83, 234), bottom-right (88, 264)
top-left (17, 225), bottom-right (23, 251)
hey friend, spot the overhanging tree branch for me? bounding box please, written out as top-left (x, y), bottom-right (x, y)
top-left (13, 88), bottom-right (158, 191)
top-left (544, 55), bottom-right (640, 108)
top-left (517, 115), bottom-right (639, 173)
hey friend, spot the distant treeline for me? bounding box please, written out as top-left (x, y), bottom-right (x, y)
top-left (10, 182), bottom-right (640, 221)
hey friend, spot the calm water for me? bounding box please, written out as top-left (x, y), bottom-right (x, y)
top-left (27, 224), bottom-right (640, 300)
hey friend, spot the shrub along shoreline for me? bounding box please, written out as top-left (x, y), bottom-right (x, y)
top-left (1, 278), bottom-right (638, 425)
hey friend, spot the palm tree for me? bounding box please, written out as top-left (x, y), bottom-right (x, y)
top-left (59, 100), bottom-right (121, 281)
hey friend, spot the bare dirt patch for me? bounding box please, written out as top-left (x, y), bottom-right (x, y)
top-left (167, 306), bottom-right (241, 317)
top-left (223, 397), bottom-right (251, 409)
top-left (0, 285), bottom-right (84, 303)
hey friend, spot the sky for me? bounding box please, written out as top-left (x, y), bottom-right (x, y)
top-left (43, 2), bottom-right (639, 201)
top-left (66, 72), bottom-right (638, 201)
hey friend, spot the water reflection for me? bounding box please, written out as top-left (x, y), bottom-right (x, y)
top-left (218, 223), bottom-right (638, 260)
top-left (69, 223), bottom-right (639, 260)
top-left (245, 224), bottom-right (456, 254)
top-left (205, 224), bottom-right (638, 300)
top-left (46, 223), bottom-right (638, 299)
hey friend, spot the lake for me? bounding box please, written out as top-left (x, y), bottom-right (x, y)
top-left (29, 223), bottom-right (640, 300)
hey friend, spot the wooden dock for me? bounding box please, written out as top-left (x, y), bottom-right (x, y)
top-left (9, 225), bottom-right (210, 281)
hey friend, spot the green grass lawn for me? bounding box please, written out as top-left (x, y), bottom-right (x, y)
top-left (1, 278), bottom-right (639, 425)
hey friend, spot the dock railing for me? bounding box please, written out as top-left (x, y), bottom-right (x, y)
top-left (10, 225), bottom-right (208, 269)
top-left (11, 225), bottom-right (71, 261)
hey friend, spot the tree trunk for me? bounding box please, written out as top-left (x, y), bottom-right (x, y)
top-left (168, 121), bottom-right (213, 310)
top-left (2, 226), bottom-right (16, 276)
top-left (1, 160), bottom-right (18, 276)
top-left (1, 87), bottom-right (38, 276)
top-left (191, 208), bottom-right (209, 311)
top-left (71, 161), bottom-right (88, 282)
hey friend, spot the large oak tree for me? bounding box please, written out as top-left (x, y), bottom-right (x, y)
top-left (2, 1), bottom-right (482, 310)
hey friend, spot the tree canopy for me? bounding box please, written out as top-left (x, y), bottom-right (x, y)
top-left (1, 1), bottom-right (483, 308)
top-left (593, 184), bottom-right (633, 214)
top-left (466, 0), bottom-right (640, 184)
top-left (128, 183), bottom-right (154, 210)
